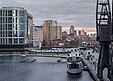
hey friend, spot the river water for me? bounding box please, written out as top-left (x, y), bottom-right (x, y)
top-left (0, 57), bottom-right (94, 81)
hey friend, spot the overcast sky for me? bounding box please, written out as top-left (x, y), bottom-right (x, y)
top-left (0, 0), bottom-right (112, 32)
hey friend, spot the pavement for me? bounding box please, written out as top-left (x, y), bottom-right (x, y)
top-left (82, 49), bottom-right (110, 81)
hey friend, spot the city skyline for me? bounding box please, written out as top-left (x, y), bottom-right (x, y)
top-left (0, 0), bottom-right (112, 33)
top-left (62, 27), bottom-right (96, 34)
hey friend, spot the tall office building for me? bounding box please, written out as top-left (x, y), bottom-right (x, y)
top-left (0, 7), bottom-right (33, 50)
top-left (43, 20), bottom-right (58, 46)
top-left (62, 31), bottom-right (67, 40)
top-left (57, 26), bottom-right (62, 39)
top-left (69, 26), bottom-right (74, 34)
top-left (33, 26), bottom-right (43, 48)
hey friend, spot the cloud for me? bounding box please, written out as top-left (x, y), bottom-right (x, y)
top-left (0, 0), bottom-right (111, 29)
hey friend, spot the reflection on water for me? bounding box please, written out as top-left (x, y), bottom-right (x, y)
top-left (0, 57), bottom-right (94, 81)
top-left (67, 73), bottom-right (82, 81)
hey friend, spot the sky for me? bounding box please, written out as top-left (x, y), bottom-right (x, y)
top-left (0, 0), bottom-right (112, 34)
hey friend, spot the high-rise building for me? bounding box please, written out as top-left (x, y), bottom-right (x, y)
top-left (70, 26), bottom-right (74, 34)
top-left (57, 26), bottom-right (62, 39)
top-left (27, 13), bottom-right (34, 47)
top-left (78, 30), bottom-right (81, 35)
top-left (73, 30), bottom-right (77, 37)
top-left (62, 31), bottom-right (67, 40)
top-left (0, 7), bottom-right (33, 50)
top-left (81, 29), bottom-right (85, 35)
top-left (33, 26), bottom-right (43, 48)
top-left (84, 32), bottom-right (87, 36)
top-left (43, 20), bottom-right (58, 46)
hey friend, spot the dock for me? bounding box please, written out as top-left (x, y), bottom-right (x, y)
top-left (82, 57), bottom-right (100, 81)
top-left (82, 52), bottom-right (110, 81)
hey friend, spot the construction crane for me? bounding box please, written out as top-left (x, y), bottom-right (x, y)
top-left (96, 0), bottom-right (112, 80)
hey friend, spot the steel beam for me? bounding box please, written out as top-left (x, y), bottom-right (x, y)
top-left (96, 0), bottom-right (112, 80)
top-left (110, 0), bottom-right (113, 81)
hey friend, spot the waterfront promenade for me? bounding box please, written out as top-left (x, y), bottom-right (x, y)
top-left (82, 50), bottom-right (110, 81)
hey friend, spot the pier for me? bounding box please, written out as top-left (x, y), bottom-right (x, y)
top-left (82, 57), bottom-right (100, 81)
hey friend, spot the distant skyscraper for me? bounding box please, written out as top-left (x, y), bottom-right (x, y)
top-left (90, 34), bottom-right (96, 38)
top-left (70, 26), bottom-right (74, 34)
top-left (62, 31), bottom-right (67, 40)
top-left (73, 30), bottom-right (77, 37)
top-left (78, 30), bottom-right (81, 35)
top-left (84, 32), bottom-right (87, 36)
top-left (81, 29), bottom-right (85, 35)
top-left (43, 20), bottom-right (58, 45)
top-left (57, 26), bottom-right (62, 39)
top-left (0, 7), bottom-right (33, 49)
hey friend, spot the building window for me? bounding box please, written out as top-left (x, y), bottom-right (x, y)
top-left (0, 38), bottom-right (2, 44)
top-left (0, 31), bottom-right (2, 37)
top-left (19, 17), bottom-right (25, 23)
top-left (19, 31), bottom-right (24, 37)
top-left (6, 17), bottom-right (8, 23)
top-left (8, 38), bottom-right (12, 44)
top-left (14, 38), bottom-right (18, 43)
top-left (6, 39), bottom-right (8, 44)
top-left (16, 10), bottom-right (18, 16)
top-left (0, 24), bottom-right (2, 30)
top-left (3, 38), bottom-right (5, 44)
top-left (5, 10), bottom-right (7, 16)
top-left (8, 31), bottom-right (12, 37)
top-left (19, 24), bottom-right (25, 30)
top-left (2, 10), bottom-right (4, 16)
top-left (8, 24), bottom-right (12, 30)
top-left (3, 31), bottom-right (6, 37)
top-left (19, 11), bottom-right (25, 16)
top-left (0, 17), bottom-right (2, 23)
top-left (8, 10), bottom-right (12, 16)
top-left (8, 17), bottom-right (12, 23)
top-left (6, 31), bottom-right (7, 37)
top-left (19, 38), bottom-right (24, 43)
top-left (16, 17), bottom-right (18, 23)
top-left (3, 24), bottom-right (7, 30)
top-left (13, 31), bottom-right (18, 37)
top-left (0, 10), bottom-right (2, 16)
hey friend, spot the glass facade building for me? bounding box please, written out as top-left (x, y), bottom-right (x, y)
top-left (0, 7), bottom-right (33, 49)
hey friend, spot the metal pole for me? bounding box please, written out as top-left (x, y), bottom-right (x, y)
top-left (110, 1), bottom-right (113, 81)
top-left (96, 0), bottom-right (112, 80)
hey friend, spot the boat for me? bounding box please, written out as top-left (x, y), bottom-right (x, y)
top-left (67, 48), bottom-right (83, 74)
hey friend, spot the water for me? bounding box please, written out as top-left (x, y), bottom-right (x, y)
top-left (0, 57), bottom-right (94, 81)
